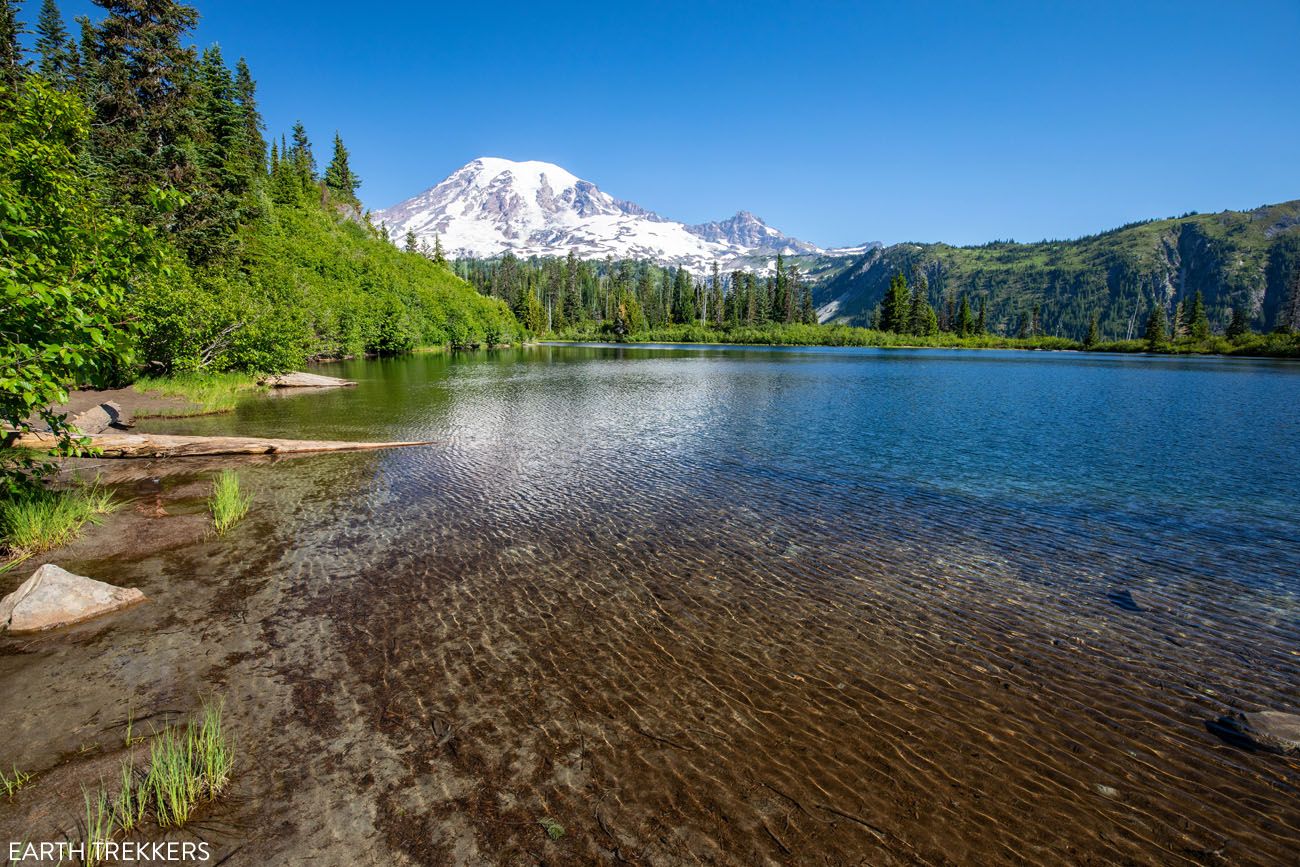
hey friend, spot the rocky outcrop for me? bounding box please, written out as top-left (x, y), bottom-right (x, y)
top-left (11, 431), bottom-right (434, 458)
top-left (261, 372), bottom-right (357, 388)
top-left (0, 564), bottom-right (145, 634)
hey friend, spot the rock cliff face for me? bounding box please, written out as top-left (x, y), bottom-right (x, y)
top-left (813, 201), bottom-right (1300, 338)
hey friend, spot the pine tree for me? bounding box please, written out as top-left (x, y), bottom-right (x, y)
top-left (710, 262), bottom-right (724, 326)
top-left (233, 58), bottom-right (266, 177)
top-left (324, 132), bottom-right (360, 203)
top-left (404, 229), bottom-right (417, 253)
top-left (1226, 305), bottom-right (1250, 340)
top-left (290, 120), bottom-right (315, 187)
top-left (0, 0), bottom-right (25, 87)
top-left (1144, 304), bottom-right (1167, 349)
top-left (36, 0), bottom-right (77, 87)
top-left (956, 295), bottom-right (974, 337)
top-left (908, 274), bottom-right (935, 336)
top-left (671, 267), bottom-right (695, 324)
top-left (433, 236), bottom-right (447, 267)
top-left (1187, 290), bottom-right (1209, 340)
top-left (975, 297), bottom-right (987, 334)
top-left (1084, 315), bottom-right (1099, 348)
top-left (881, 272), bottom-right (910, 333)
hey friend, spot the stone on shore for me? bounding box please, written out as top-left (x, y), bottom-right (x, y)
top-left (261, 372), bottom-right (356, 388)
top-left (0, 564), bottom-right (145, 634)
top-left (69, 400), bottom-right (132, 434)
top-left (1211, 710), bottom-right (1300, 755)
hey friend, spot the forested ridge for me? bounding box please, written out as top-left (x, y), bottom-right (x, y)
top-left (816, 202), bottom-right (1300, 340)
top-left (1, 0), bottom-right (518, 469)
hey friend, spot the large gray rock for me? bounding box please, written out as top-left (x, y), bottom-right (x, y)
top-left (69, 401), bottom-right (132, 434)
top-left (0, 564), bottom-right (145, 634)
top-left (1212, 710), bottom-right (1300, 755)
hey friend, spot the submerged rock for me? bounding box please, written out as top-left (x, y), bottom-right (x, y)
top-left (1209, 710), bottom-right (1300, 755)
top-left (0, 564), bottom-right (145, 634)
top-left (1107, 588), bottom-right (1146, 612)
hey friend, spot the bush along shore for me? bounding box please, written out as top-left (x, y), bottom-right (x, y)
top-left (550, 321), bottom-right (1300, 357)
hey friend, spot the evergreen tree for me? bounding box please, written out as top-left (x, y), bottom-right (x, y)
top-left (1144, 304), bottom-right (1167, 348)
top-left (0, 0), bottom-right (23, 87)
top-left (290, 120), bottom-right (315, 186)
top-left (710, 262), bottom-right (724, 326)
top-left (957, 295), bottom-right (974, 337)
top-left (671, 266), bottom-right (696, 324)
top-left (404, 229), bottom-right (418, 253)
top-left (1187, 290), bottom-right (1209, 340)
top-left (772, 254), bottom-right (789, 323)
top-left (1084, 315), bottom-right (1099, 348)
top-left (881, 272), bottom-right (910, 333)
top-left (233, 57), bottom-right (266, 177)
top-left (1226, 305), bottom-right (1250, 340)
top-left (433, 235), bottom-right (447, 267)
top-left (36, 0), bottom-right (77, 87)
top-left (324, 132), bottom-right (360, 202)
top-left (908, 275), bottom-right (935, 336)
top-left (975, 297), bottom-right (987, 334)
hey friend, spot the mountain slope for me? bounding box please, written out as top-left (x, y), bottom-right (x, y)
top-left (373, 158), bottom-right (829, 272)
top-left (815, 201), bottom-right (1300, 338)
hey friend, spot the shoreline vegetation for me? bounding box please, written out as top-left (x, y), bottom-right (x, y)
top-left (546, 321), bottom-right (1300, 358)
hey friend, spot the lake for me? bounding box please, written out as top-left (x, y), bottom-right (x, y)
top-left (2, 344), bottom-right (1298, 864)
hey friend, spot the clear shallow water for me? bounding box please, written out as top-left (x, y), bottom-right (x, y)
top-left (2, 345), bottom-right (1298, 864)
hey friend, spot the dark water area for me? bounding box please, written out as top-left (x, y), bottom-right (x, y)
top-left (2, 345), bottom-right (1298, 865)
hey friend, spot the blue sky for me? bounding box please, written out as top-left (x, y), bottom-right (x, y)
top-left (32, 0), bottom-right (1300, 246)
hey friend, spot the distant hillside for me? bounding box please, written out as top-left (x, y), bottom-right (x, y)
top-left (815, 201), bottom-right (1300, 339)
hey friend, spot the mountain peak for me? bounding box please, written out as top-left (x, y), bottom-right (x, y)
top-left (373, 159), bottom-right (825, 271)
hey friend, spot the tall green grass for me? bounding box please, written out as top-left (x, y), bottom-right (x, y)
top-left (133, 372), bottom-right (265, 416)
top-left (208, 471), bottom-right (251, 535)
top-left (80, 699), bottom-right (234, 853)
top-left (0, 484), bottom-right (118, 558)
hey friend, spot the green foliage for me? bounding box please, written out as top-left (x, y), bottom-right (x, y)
top-left (208, 470), bottom-right (250, 534)
top-left (0, 77), bottom-right (155, 483)
top-left (553, 320), bottom-right (1300, 357)
top-left (323, 131), bottom-right (359, 203)
top-left (0, 483), bottom-right (118, 557)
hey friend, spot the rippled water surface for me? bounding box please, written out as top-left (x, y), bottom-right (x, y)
top-left (3, 345), bottom-right (1299, 865)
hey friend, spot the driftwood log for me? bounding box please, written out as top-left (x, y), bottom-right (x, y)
top-left (11, 431), bottom-right (433, 458)
top-left (261, 372), bottom-right (357, 388)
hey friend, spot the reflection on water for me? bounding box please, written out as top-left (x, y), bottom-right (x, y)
top-left (2, 345), bottom-right (1298, 865)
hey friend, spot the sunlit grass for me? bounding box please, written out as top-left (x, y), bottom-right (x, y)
top-left (133, 372), bottom-right (265, 416)
top-left (0, 484), bottom-right (118, 558)
top-left (1, 765), bottom-right (32, 797)
top-left (208, 471), bottom-right (251, 535)
top-left (79, 699), bottom-right (235, 853)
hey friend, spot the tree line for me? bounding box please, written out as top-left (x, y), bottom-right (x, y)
top-left (1, 0), bottom-right (517, 483)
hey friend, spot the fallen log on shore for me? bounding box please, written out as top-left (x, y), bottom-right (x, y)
top-left (10, 431), bottom-right (434, 458)
top-left (261, 371), bottom-right (357, 388)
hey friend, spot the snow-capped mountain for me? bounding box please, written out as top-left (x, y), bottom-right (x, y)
top-left (372, 158), bottom-right (844, 272)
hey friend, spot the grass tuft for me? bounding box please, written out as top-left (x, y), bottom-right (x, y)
top-left (538, 817), bottom-right (565, 841)
top-left (1, 765), bottom-right (32, 797)
top-left (133, 372), bottom-right (265, 416)
top-left (209, 470), bottom-right (251, 535)
top-left (82, 787), bottom-right (113, 867)
top-left (0, 484), bottom-right (118, 558)
top-left (80, 698), bottom-right (235, 854)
